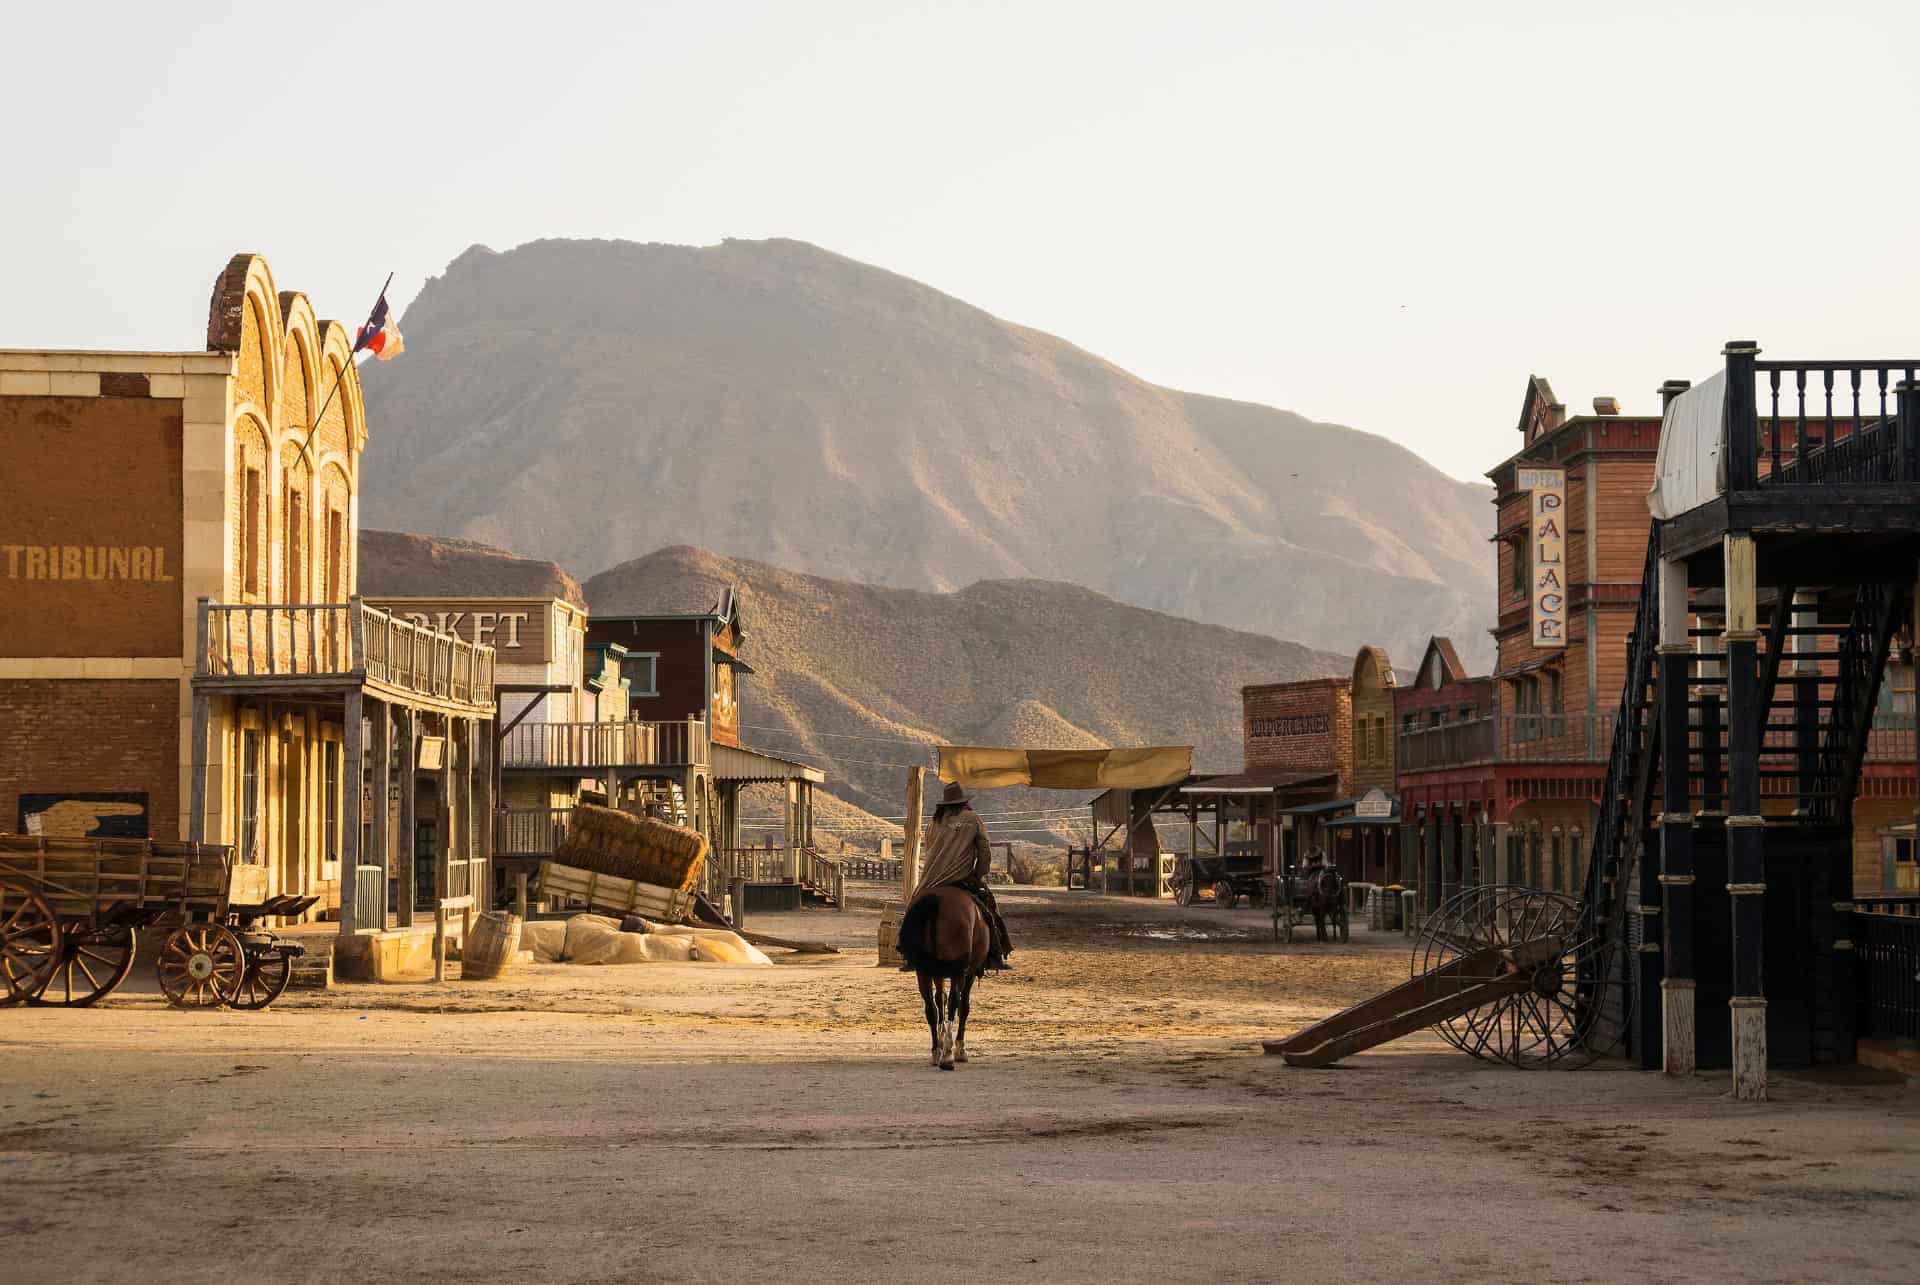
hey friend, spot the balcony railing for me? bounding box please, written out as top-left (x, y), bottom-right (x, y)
top-left (1499, 713), bottom-right (1616, 762)
top-left (498, 718), bottom-right (710, 771)
top-left (495, 807), bottom-right (574, 858)
top-left (1397, 716), bottom-right (1496, 771)
top-left (197, 596), bottom-right (495, 707)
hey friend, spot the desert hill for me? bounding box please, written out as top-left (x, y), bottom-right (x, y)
top-left (358, 237), bottom-right (1493, 668)
top-left (358, 529), bottom-right (584, 605)
top-left (584, 545), bottom-right (1346, 834)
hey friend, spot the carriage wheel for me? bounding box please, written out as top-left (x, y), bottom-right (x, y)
top-left (157, 924), bottom-right (246, 1009)
top-left (0, 882), bottom-right (61, 1006)
top-left (1174, 875), bottom-right (1197, 907)
top-left (28, 923), bottom-right (137, 1007)
top-left (230, 949), bottom-right (292, 1010)
top-left (1213, 880), bottom-right (1237, 910)
top-left (1412, 884), bottom-right (1627, 1069)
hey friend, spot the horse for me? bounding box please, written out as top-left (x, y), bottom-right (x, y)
top-left (897, 886), bottom-right (991, 1070)
top-left (1301, 862), bottom-right (1347, 942)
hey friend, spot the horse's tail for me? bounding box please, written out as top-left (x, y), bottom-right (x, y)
top-left (897, 892), bottom-right (947, 974)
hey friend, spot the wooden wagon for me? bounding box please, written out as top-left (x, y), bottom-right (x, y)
top-left (0, 835), bottom-right (313, 1009)
top-left (1169, 847), bottom-right (1271, 908)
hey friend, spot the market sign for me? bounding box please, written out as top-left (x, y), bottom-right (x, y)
top-left (1516, 465), bottom-right (1567, 649)
top-left (1355, 787), bottom-right (1393, 819)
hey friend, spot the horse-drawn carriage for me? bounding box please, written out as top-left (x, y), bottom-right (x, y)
top-left (1168, 842), bottom-right (1270, 908)
top-left (0, 835), bottom-right (310, 1009)
top-left (1273, 856), bottom-right (1349, 943)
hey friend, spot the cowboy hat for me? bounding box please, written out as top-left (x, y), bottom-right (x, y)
top-left (938, 781), bottom-right (971, 807)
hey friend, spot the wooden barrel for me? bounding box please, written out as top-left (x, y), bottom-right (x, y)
top-left (463, 911), bottom-right (522, 980)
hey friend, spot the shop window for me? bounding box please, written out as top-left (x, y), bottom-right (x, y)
top-left (323, 741), bottom-right (341, 873)
top-left (623, 652), bottom-right (658, 698)
top-left (1876, 662), bottom-right (1914, 723)
top-left (239, 729), bottom-right (261, 865)
top-left (1402, 712), bottom-right (1418, 737)
top-left (1458, 704), bottom-right (1476, 722)
top-left (242, 467), bottom-right (262, 595)
top-left (1887, 836), bottom-right (1917, 892)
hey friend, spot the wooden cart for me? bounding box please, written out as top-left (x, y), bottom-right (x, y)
top-left (0, 835), bottom-right (313, 1009)
top-left (1169, 849), bottom-right (1271, 908)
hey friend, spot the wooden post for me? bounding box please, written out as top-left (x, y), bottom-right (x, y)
top-left (1657, 555), bottom-right (1697, 1076)
top-left (438, 712), bottom-right (454, 917)
top-left (338, 689), bottom-right (362, 936)
top-left (397, 707), bottom-right (416, 930)
top-left (369, 699), bottom-right (391, 930)
top-left (1722, 341), bottom-right (1760, 492)
top-left (434, 903), bottom-right (448, 983)
top-left (1724, 533), bottom-right (1767, 1100)
top-left (901, 767), bottom-right (924, 899)
top-left (730, 876), bottom-right (748, 930)
top-left (514, 870), bottom-right (529, 920)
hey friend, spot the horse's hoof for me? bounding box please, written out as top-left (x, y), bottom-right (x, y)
top-left (955, 1046), bottom-right (969, 1063)
top-left (938, 1062), bottom-right (955, 1071)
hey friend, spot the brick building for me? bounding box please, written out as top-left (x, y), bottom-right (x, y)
top-left (0, 255), bottom-right (495, 938)
top-left (1393, 636), bottom-right (1497, 908)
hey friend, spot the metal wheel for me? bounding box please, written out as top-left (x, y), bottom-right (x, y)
top-left (1412, 884), bottom-right (1627, 1069)
top-left (1174, 873), bottom-right (1197, 907)
top-left (156, 924), bottom-right (246, 1009)
top-left (230, 947), bottom-right (292, 1010)
top-left (28, 923), bottom-right (137, 1007)
top-left (1213, 880), bottom-right (1236, 909)
top-left (1, 882), bottom-right (61, 1005)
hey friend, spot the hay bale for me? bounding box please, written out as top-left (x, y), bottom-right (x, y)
top-left (553, 804), bottom-right (708, 894)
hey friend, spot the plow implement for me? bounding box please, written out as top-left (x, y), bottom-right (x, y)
top-left (1264, 884), bottom-right (1629, 1069)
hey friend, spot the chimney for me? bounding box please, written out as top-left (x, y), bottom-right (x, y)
top-left (1592, 396), bottom-right (1621, 416)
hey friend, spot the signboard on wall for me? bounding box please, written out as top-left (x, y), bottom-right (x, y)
top-left (367, 599), bottom-right (553, 662)
top-left (20, 792), bottom-right (149, 838)
top-left (1355, 788), bottom-right (1393, 819)
top-left (1516, 466), bottom-right (1567, 649)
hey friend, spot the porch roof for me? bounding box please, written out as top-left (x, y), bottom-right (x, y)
top-left (712, 742), bottom-right (826, 785)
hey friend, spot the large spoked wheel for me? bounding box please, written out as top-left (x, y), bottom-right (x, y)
top-left (157, 924), bottom-right (246, 1009)
top-left (230, 947), bottom-right (292, 1010)
top-left (1412, 884), bottom-right (1627, 1069)
top-left (1174, 873), bottom-right (1198, 907)
top-left (1213, 880), bottom-right (1237, 910)
top-left (1, 882), bottom-right (61, 1006)
top-left (29, 923), bottom-right (137, 1007)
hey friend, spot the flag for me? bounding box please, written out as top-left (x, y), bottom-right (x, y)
top-left (353, 290), bottom-right (404, 361)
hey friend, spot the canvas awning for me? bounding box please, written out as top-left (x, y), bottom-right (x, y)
top-left (1647, 370), bottom-right (1725, 520)
top-left (940, 745), bottom-right (1191, 791)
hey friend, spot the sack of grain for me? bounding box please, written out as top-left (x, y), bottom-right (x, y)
top-left (553, 804), bottom-right (708, 893)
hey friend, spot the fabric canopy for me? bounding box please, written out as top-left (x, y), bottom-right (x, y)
top-left (939, 745), bottom-right (1193, 791)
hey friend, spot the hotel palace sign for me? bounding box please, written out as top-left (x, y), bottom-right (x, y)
top-left (1516, 465), bottom-right (1567, 649)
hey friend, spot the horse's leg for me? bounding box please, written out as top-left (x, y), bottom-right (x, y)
top-left (918, 971), bottom-right (941, 1067)
top-left (955, 971), bottom-right (972, 1063)
top-left (938, 972), bottom-right (959, 1070)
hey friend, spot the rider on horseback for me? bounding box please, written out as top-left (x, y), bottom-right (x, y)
top-left (898, 782), bottom-right (1014, 971)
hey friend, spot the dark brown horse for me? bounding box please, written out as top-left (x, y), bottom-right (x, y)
top-left (897, 886), bottom-right (991, 1069)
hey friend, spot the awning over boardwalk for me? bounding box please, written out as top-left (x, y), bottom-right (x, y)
top-left (1176, 770), bottom-right (1338, 796)
top-left (939, 745), bottom-right (1191, 791)
top-left (712, 742), bottom-right (826, 785)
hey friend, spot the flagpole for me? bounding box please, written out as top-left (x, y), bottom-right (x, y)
top-left (295, 271), bottom-right (392, 471)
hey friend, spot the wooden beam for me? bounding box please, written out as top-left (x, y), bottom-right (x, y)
top-left (337, 689), bottom-right (362, 937)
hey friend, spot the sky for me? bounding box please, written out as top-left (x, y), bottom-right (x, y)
top-left (4, 0), bottom-right (1917, 483)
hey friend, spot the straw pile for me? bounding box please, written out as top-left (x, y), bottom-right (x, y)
top-left (553, 805), bottom-right (708, 894)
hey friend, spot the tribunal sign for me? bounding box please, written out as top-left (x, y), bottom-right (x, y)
top-left (1516, 466), bottom-right (1567, 648)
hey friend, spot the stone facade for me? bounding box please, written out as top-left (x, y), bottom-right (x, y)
top-left (1243, 677), bottom-right (1352, 797)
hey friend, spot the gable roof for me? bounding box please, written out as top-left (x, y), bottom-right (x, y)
top-left (1415, 636), bottom-right (1470, 688)
top-left (1517, 374), bottom-right (1565, 443)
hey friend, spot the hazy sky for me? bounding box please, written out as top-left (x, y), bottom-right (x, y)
top-left (5, 1), bottom-right (1916, 482)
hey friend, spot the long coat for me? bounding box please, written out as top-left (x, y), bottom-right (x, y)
top-left (912, 807), bottom-right (993, 898)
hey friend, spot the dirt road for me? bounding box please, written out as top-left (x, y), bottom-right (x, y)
top-left (3, 890), bottom-right (1915, 1283)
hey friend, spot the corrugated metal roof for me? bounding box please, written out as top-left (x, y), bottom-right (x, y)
top-left (712, 742), bottom-right (825, 784)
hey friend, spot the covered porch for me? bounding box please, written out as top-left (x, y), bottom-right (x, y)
top-left (1081, 771), bottom-right (1340, 897)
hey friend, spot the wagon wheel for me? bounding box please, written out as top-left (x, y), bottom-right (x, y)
top-left (230, 948), bottom-right (292, 1010)
top-left (28, 923), bottom-right (137, 1007)
top-left (1174, 873), bottom-right (1197, 907)
top-left (1412, 884), bottom-right (1626, 1069)
top-left (0, 882), bottom-right (61, 1006)
top-left (156, 924), bottom-right (246, 1009)
top-left (1213, 880), bottom-right (1237, 910)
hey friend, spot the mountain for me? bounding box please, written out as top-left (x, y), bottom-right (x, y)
top-left (358, 236), bottom-right (1494, 670)
top-left (357, 529), bottom-right (583, 604)
top-left (583, 545), bottom-right (1347, 833)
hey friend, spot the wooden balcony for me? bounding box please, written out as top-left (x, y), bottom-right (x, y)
top-left (194, 596), bottom-right (495, 713)
top-left (499, 718), bottom-right (709, 772)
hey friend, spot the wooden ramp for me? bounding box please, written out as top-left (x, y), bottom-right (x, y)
top-left (1263, 938), bottom-right (1558, 1067)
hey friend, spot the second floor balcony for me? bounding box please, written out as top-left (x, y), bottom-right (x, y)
top-left (499, 717), bottom-right (711, 772)
top-left (195, 596), bottom-right (495, 711)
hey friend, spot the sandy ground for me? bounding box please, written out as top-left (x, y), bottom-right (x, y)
top-left (3, 888), bottom-right (1916, 1284)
